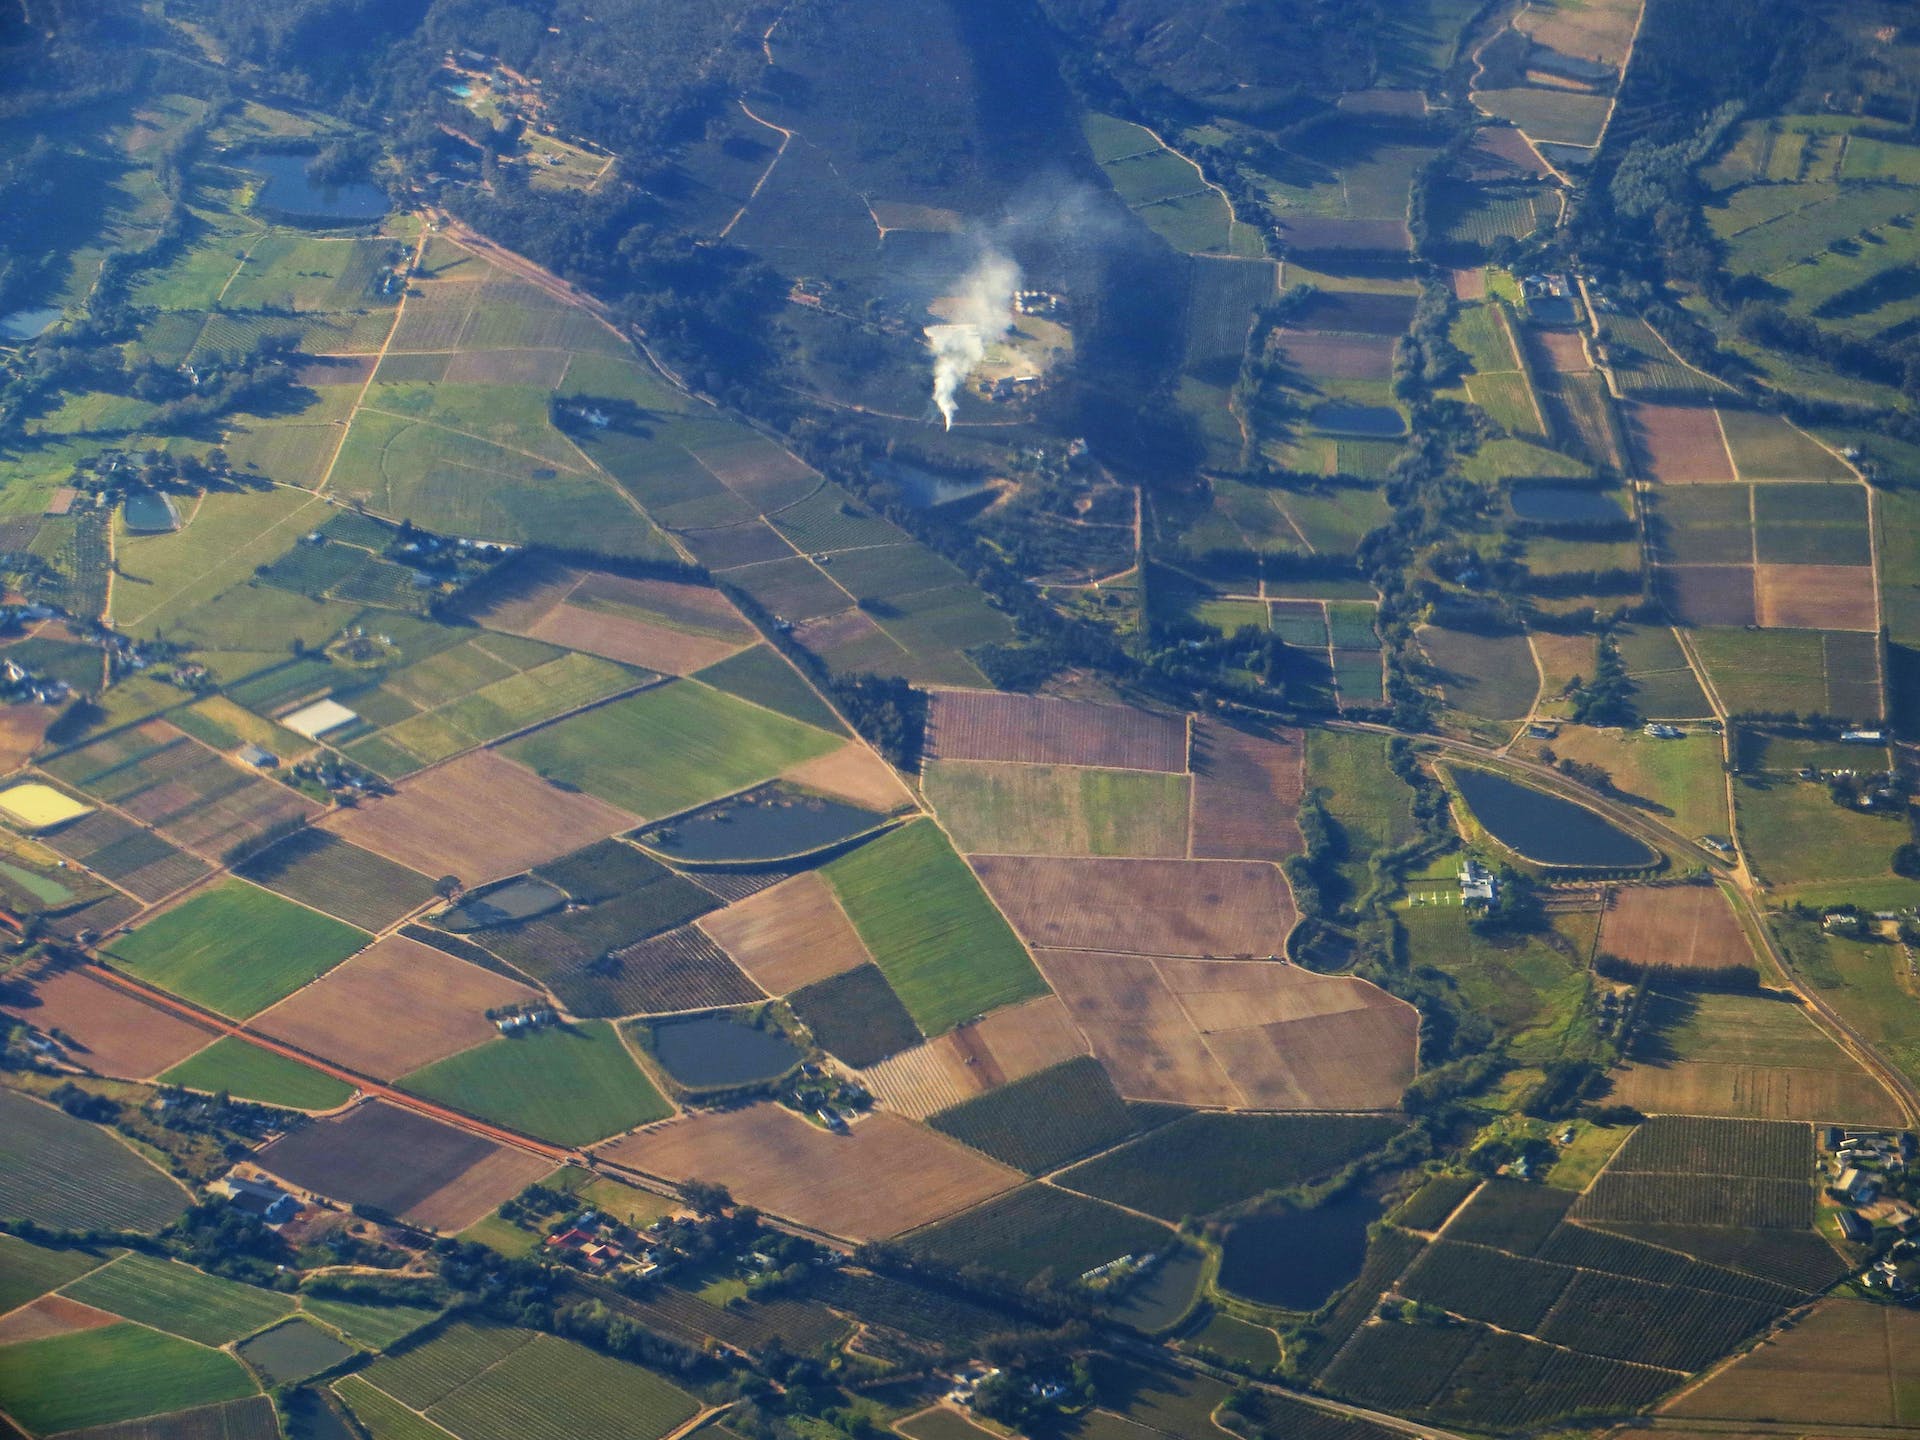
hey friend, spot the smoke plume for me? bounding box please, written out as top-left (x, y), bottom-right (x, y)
top-left (926, 249), bottom-right (1020, 429)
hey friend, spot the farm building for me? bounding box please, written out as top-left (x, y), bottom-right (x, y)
top-left (237, 743), bottom-right (277, 768)
top-left (1837, 1208), bottom-right (1873, 1244)
top-left (1834, 1167), bottom-right (1878, 1205)
top-left (282, 698), bottom-right (360, 740)
top-left (1459, 858), bottom-right (1496, 903)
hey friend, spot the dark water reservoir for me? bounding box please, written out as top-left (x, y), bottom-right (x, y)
top-left (1218, 1193), bottom-right (1381, 1310)
top-left (238, 150), bottom-right (388, 222)
top-left (121, 491), bottom-right (179, 533)
top-left (648, 1014), bottom-right (801, 1088)
top-left (638, 784), bottom-right (882, 863)
top-left (1452, 767), bottom-right (1656, 867)
top-left (1311, 402), bottom-right (1405, 437)
top-left (1510, 484), bottom-right (1627, 525)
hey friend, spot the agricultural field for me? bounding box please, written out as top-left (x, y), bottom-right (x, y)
top-left (0, 1324), bottom-right (257, 1435)
top-left (1595, 883), bottom-right (1755, 973)
top-left (927, 1056), bottom-right (1135, 1172)
top-left (1419, 625), bottom-right (1539, 728)
top-left (1528, 728), bottom-right (1728, 840)
top-left (1084, 114), bottom-right (1262, 257)
top-left (253, 1100), bottom-right (551, 1231)
top-left (600, 1103), bottom-right (1019, 1241)
top-left (398, 1020), bottom-right (670, 1147)
top-left (924, 760), bottom-right (1191, 857)
top-left (159, 1036), bottom-right (356, 1111)
top-left (0, 1090), bottom-right (187, 1233)
top-left (0, 962), bottom-right (216, 1080)
top-left (974, 856), bottom-right (1295, 959)
top-left (1058, 1113), bottom-right (1402, 1220)
top-left (1609, 987), bottom-right (1904, 1124)
top-left (61, 1253), bottom-right (295, 1347)
top-left (787, 963), bottom-right (922, 1067)
top-left (695, 870), bottom-right (869, 993)
top-left (925, 691), bottom-right (1189, 771)
top-left (104, 879), bottom-right (369, 1019)
top-left (907, 1184), bottom-right (1170, 1285)
top-left (1733, 771), bottom-right (1907, 889)
top-left (1662, 1298), bottom-right (1920, 1427)
top-left (824, 821), bottom-right (1045, 1035)
top-left (1690, 626), bottom-right (1882, 719)
top-left (855, 996), bottom-right (1089, 1119)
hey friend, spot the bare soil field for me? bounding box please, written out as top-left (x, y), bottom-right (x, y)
top-left (926, 692), bottom-right (1188, 771)
top-left (1188, 721), bottom-right (1305, 862)
top-left (0, 704), bottom-right (59, 773)
top-left (1449, 268), bottom-right (1487, 300)
top-left (1528, 327), bottom-right (1590, 373)
top-left (0, 1296), bottom-right (119, 1346)
top-left (1289, 290), bottom-right (1420, 335)
top-left (1607, 1061), bottom-right (1905, 1126)
top-left (0, 963), bottom-right (216, 1079)
top-left (1277, 330), bottom-right (1397, 380)
top-left (600, 1103), bottom-right (1019, 1241)
top-left (324, 750), bottom-right (638, 884)
top-left (1753, 563), bottom-right (1879, 631)
top-left (857, 995), bottom-right (1087, 1119)
top-left (469, 561), bottom-right (753, 675)
top-left (1629, 404), bottom-right (1735, 483)
top-left (255, 1099), bottom-right (549, 1231)
top-left (1275, 217), bottom-right (1413, 257)
top-left (972, 856), bottom-right (1294, 958)
top-left (1466, 125), bottom-right (1552, 178)
top-left (1597, 884), bottom-right (1756, 972)
top-left (1518, 0), bottom-right (1640, 69)
top-left (255, 935), bottom-right (539, 1080)
top-left (1663, 1299), bottom-right (1920, 1427)
top-left (1033, 949), bottom-right (1415, 1110)
top-left (782, 742), bottom-right (913, 811)
top-left (1657, 565), bottom-right (1757, 626)
top-left (696, 871), bottom-right (871, 994)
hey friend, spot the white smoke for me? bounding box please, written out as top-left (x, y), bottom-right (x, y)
top-left (926, 250), bottom-right (1021, 430)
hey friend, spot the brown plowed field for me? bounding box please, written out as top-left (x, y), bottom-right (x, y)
top-left (1657, 565), bottom-right (1757, 626)
top-left (468, 560), bottom-right (753, 675)
top-left (972, 856), bottom-right (1294, 957)
top-left (323, 750), bottom-right (638, 884)
top-left (781, 742), bottom-right (910, 811)
top-left (1597, 884), bottom-right (1756, 972)
top-left (697, 871), bottom-right (871, 994)
top-left (689, 443), bottom-right (819, 507)
top-left (0, 703), bottom-right (59, 773)
top-left (925, 691), bottom-right (1188, 771)
top-left (600, 1103), bottom-right (1019, 1241)
top-left (1276, 218), bottom-right (1413, 258)
top-left (254, 935), bottom-right (539, 1081)
top-left (1753, 564), bottom-right (1878, 631)
top-left (1277, 330), bottom-right (1396, 380)
top-left (1630, 404), bottom-right (1734, 483)
top-left (1607, 1061), bottom-right (1905, 1126)
top-left (255, 1099), bottom-right (549, 1231)
top-left (1450, 268), bottom-right (1487, 300)
top-left (1188, 721), bottom-right (1306, 862)
top-left (1032, 950), bottom-right (1415, 1109)
top-left (1467, 125), bottom-right (1551, 178)
top-left (0, 1295), bottom-right (119, 1345)
top-left (1661, 1299), bottom-right (1920, 1428)
top-left (1529, 328), bottom-right (1590, 373)
top-left (856, 995), bottom-right (1087, 1119)
top-left (0, 963), bottom-right (216, 1079)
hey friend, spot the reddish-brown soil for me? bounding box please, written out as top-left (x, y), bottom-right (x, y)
top-left (1630, 404), bottom-right (1735, 484)
top-left (0, 962), bottom-right (217, 1079)
top-left (1753, 564), bottom-right (1879, 632)
top-left (1188, 720), bottom-right (1306, 862)
top-left (926, 692), bottom-right (1188, 771)
top-left (971, 856), bottom-right (1295, 958)
top-left (1598, 884), bottom-right (1757, 972)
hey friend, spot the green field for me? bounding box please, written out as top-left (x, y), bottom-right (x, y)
top-left (337, 1374), bottom-right (461, 1440)
top-left (399, 1020), bottom-right (669, 1147)
top-left (1775, 919), bottom-right (1920, 1089)
top-left (1539, 728), bottom-right (1729, 840)
top-left (692, 646), bottom-right (848, 734)
top-left (1398, 905), bottom-right (1594, 1061)
top-left (0, 1323), bottom-right (256, 1434)
top-left (0, 1088), bottom-right (187, 1233)
top-left (105, 879), bottom-right (370, 1018)
top-left (0, 1232), bottom-right (113, 1312)
top-left (924, 761), bottom-right (1191, 857)
top-left (907, 1183), bottom-right (1169, 1284)
top-left (1058, 1113), bottom-right (1402, 1221)
top-left (160, 1036), bottom-right (357, 1110)
top-left (64, 1253), bottom-right (297, 1346)
top-left (1732, 774), bottom-right (1905, 888)
top-left (503, 679), bottom-right (839, 819)
top-left (929, 1057), bottom-right (1136, 1173)
top-left (823, 821), bottom-right (1046, 1034)
top-left (1306, 729), bottom-right (1420, 909)
top-left (303, 1296), bottom-right (443, 1350)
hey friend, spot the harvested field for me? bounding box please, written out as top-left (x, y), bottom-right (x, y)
top-left (1607, 1060), bottom-right (1904, 1125)
top-left (599, 1103), bottom-right (1019, 1241)
top-left (925, 761), bottom-right (1190, 857)
top-left (1752, 563), bottom-right (1878, 631)
top-left (255, 935), bottom-right (540, 1081)
top-left (696, 871), bottom-right (870, 994)
top-left (1277, 331), bottom-right (1397, 380)
top-left (466, 559), bottom-right (754, 675)
top-left (1630, 404), bottom-right (1734, 483)
top-left (1276, 216), bottom-right (1412, 256)
top-left (780, 741), bottom-right (912, 812)
top-left (1530, 328), bottom-right (1590, 372)
top-left (0, 1294), bottom-right (119, 1346)
top-left (1034, 949), bottom-right (1415, 1109)
top-left (253, 1099), bottom-right (551, 1231)
top-left (852, 995), bottom-right (1089, 1120)
top-left (1661, 1299), bottom-right (1920, 1427)
top-left (0, 962), bottom-right (214, 1079)
top-left (1597, 884), bottom-right (1755, 972)
top-left (972, 857), bottom-right (1295, 958)
top-left (1289, 291), bottom-right (1419, 336)
top-left (1658, 566), bottom-right (1757, 627)
top-left (324, 750), bottom-right (638, 885)
top-left (925, 691), bottom-right (1187, 771)
top-left (1188, 721), bottom-right (1305, 861)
